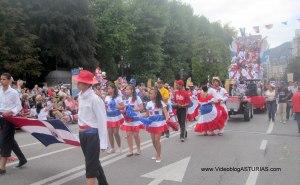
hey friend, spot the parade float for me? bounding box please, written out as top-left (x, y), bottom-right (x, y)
top-left (226, 35), bottom-right (269, 120)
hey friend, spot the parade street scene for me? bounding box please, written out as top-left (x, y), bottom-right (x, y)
top-left (1, 0), bottom-right (300, 185)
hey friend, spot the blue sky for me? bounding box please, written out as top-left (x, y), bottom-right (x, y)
top-left (181, 0), bottom-right (300, 48)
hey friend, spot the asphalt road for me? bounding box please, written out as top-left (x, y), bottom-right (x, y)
top-left (1, 113), bottom-right (299, 185)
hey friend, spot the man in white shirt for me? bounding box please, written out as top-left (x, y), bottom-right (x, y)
top-left (73, 70), bottom-right (108, 185)
top-left (0, 73), bottom-right (27, 175)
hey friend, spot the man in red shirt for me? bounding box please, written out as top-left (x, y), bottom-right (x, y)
top-left (173, 80), bottom-right (191, 142)
top-left (292, 86), bottom-right (300, 134)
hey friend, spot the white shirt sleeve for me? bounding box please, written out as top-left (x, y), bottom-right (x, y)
top-left (93, 95), bottom-right (108, 150)
top-left (11, 91), bottom-right (22, 115)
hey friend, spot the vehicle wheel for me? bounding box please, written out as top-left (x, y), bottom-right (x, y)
top-left (244, 104), bottom-right (251, 121)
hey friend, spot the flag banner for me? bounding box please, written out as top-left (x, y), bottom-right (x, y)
top-left (253, 26), bottom-right (260, 33)
top-left (4, 116), bottom-right (80, 147)
top-left (265, 24), bottom-right (273, 29)
top-left (281, 21), bottom-right (288, 25)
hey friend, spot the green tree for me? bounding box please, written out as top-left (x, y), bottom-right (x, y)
top-left (161, 1), bottom-right (194, 82)
top-left (128, 0), bottom-right (169, 82)
top-left (0, 0), bottom-right (42, 78)
top-left (29, 0), bottom-right (97, 72)
top-left (89, 0), bottom-right (134, 80)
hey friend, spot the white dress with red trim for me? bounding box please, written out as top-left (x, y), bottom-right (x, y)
top-left (187, 91), bottom-right (200, 121)
top-left (144, 101), bottom-right (168, 134)
top-left (105, 96), bottom-right (124, 128)
top-left (120, 96), bottom-right (144, 132)
top-left (194, 95), bottom-right (223, 135)
top-left (208, 87), bottom-right (229, 132)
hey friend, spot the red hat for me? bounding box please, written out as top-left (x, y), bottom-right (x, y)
top-left (73, 70), bottom-right (98, 85)
top-left (175, 80), bottom-right (184, 86)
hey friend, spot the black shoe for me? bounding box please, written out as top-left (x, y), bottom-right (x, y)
top-left (0, 169), bottom-right (6, 175)
top-left (180, 137), bottom-right (185, 142)
top-left (15, 160), bottom-right (27, 168)
top-left (185, 131), bottom-right (187, 138)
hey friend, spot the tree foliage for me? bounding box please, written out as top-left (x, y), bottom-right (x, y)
top-left (0, 0), bottom-right (236, 84)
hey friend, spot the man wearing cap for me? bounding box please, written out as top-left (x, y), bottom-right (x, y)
top-left (73, 70), bottom-right (108, 185)
top-left (173, 80), bottom-right (191, 142)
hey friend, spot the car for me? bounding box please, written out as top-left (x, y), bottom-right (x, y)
top-left (226, 94), bottom-right (253, 121)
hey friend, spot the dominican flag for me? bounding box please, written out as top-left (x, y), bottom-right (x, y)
top-left (4, 116), bottom-right (80, 147)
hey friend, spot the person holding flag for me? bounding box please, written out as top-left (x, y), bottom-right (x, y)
top-left (73, 70), bottom-right (108, 185)
top-left (0, 73), bottom-right (27, 175)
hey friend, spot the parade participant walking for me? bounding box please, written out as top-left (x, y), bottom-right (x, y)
top-left (73, 70), bottom-right (108, 185)
top-left (277, 83), bottom-right (289, 124)
top-left (208, 77), bottom-right (228, 135)
top-left (173, 80), bottom-right (191, 142)
top-left (195, 85), bottom-right (222, 135)
top-left (105, 82), bottom-right (124, 154)
top-left (121, 85), bottom-right (144, 157)
top-left (292, 86), bottom-right (300, 134)
top-left (265, 84), bottom-right (277, 122)
top-left (0, 73), bottom-right (27, 175)
top-left (157, 79), bottom-right (170, 138)
top-left (186, 83), bottom-right (200, 122)
top-left (144, 88), bottom-right (169, 163)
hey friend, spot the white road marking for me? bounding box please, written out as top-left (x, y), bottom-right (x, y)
top-left (142, 157), bottom-right (191, 185)
top-left (245, 171), bottom-right (259, 185)
top-left (20, 142), bottom-right (40, 148)
top-left (259, 140), bottom-right (268, 151)
top-left (266, 121), bottom-right (274, 134)
top-left (30, 137), bottom-right (155, 185)
top-left (45, 130), bottom-right (184, 185)
top-left (7, 147), bottom-right (76, 167)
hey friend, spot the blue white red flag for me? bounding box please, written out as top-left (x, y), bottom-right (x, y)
top-left (4, 116), bottom-right (80, 147)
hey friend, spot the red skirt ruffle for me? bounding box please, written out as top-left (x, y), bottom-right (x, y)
top-left (107, 118), bottom-right (125, 128)
top-left (186, 106), bottom-right (200, 122)
top-left (194, 104), bottom-right (227, 135)
top-left (146, 124), bottom-right (168, 134)
top-left (166, 119), bottom-right (179, 131)
top-left (120, 124), bottom-right (144, 132)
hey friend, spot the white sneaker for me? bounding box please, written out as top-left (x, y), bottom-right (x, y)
top-left (106, 148), bottom-right (115, 154)
top-left (151, 157), bottom-right (156, 160)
